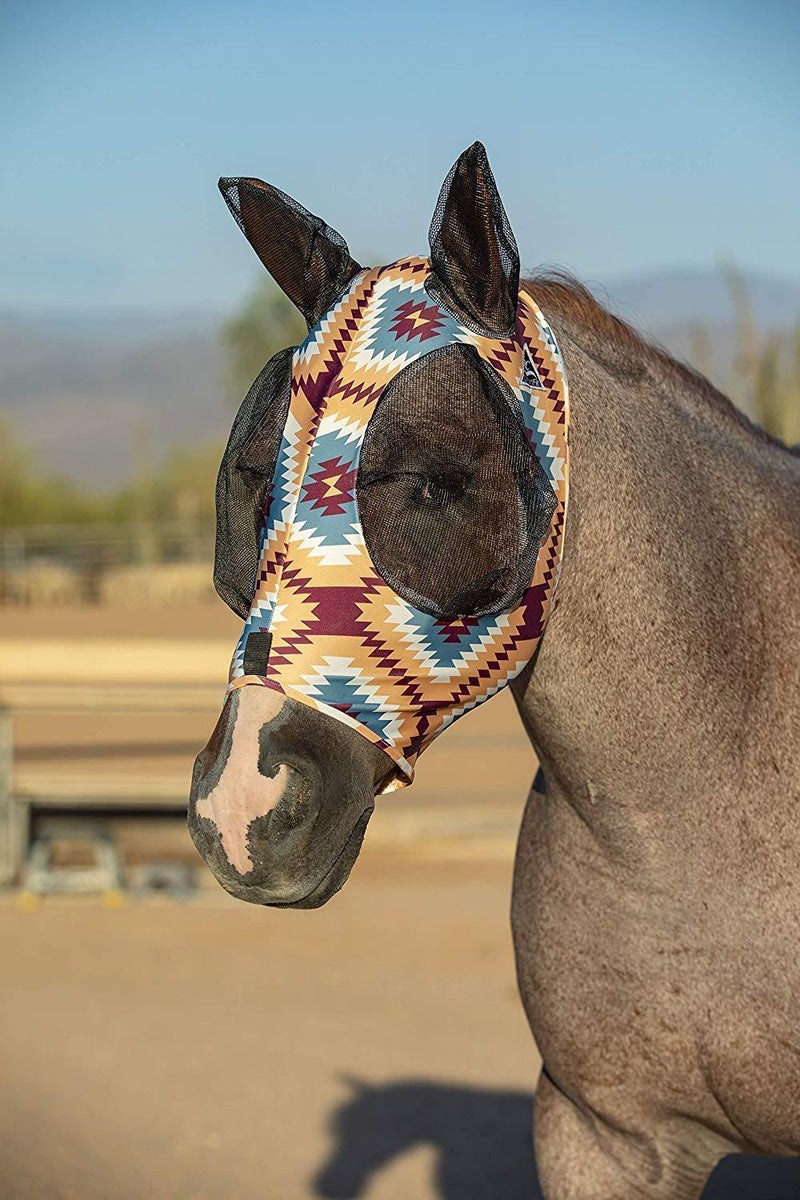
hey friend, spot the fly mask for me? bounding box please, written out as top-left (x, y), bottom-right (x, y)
top-left (214, 143), bottom-right (569, 787)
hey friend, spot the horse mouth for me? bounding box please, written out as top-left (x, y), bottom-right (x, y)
top-left (213, 805), bottom-right (375, 909)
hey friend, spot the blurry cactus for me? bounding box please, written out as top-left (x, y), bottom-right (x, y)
top-left (721, 261), bottom-right (760, 407)
top-left (751, 322), bottom-right (800, 449)
top-left (792, 328), bottom-right (800, 445)
top-left (754, 336), bottom-right (784, 442)
top-left (683, 262), bottom-right (800, 446)
top-left (713, 261), bottom-right (800, 446)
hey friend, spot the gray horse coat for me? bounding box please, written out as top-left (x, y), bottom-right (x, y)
top-left (510, 273), bottom-right (800, 1196)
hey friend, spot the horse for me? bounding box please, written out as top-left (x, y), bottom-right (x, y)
top-left (189, 143), bottom-right (800, 1197)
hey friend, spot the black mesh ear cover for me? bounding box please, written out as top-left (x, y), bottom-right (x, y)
top-left (219, 177), bottom-right (362, 328)
top-left (214, 348), bottom-right (293, 618)
top-left (427, 142), bottom-right (520, 338)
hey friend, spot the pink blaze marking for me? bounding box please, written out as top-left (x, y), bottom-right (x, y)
top-left (195, 688), bottom-right (289, 874)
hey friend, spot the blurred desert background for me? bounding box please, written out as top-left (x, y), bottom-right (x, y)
top-left (2, 1), bottom-right (800, 1197)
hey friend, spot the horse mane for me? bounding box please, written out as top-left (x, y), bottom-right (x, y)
top-left (524, 269), bottom-right (797, 455)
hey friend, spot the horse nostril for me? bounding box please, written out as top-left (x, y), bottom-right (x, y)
top-left (269, 775), bottom-right (311, 831)
top-left (260, 761), bottom-right (320, 838)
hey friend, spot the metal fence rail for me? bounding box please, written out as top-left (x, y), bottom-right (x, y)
top-left (0, 521), bottom-right (214, 605)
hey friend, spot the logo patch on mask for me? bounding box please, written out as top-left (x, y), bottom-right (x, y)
top-left (521, 342), bottom-right (545, 391)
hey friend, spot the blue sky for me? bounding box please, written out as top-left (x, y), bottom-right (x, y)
top-left (2, 0), bottom-right (798, 314)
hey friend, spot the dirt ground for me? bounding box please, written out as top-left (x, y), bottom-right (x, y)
top-left (2, 858), bottom-right (800, 1200)
top-left (2, 604), bottom-right (799, 1198)
top-left (1, 855), bottom-right (535, 1200)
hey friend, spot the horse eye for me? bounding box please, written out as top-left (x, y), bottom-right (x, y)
top-left (417, 473), bottom-right (465, 508)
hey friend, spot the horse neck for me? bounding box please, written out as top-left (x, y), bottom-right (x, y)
top-left (512, 315), bottom-right (800, 829)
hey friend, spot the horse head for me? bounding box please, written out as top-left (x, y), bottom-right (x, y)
top-left (188, 143), bottom-right (568, 906)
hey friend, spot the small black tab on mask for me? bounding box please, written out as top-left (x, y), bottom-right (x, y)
top-left (243, 630), bottom-right (273, 676)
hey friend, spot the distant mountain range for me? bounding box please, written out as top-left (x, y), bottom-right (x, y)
top-left (599, 268), bottom-right (800, 333)
top-left (2, 268), bottom-right (799, 487)
top-left (0, 323), bottom-right (228, 486)
top-left (0, 307), bottom-right (223, 344)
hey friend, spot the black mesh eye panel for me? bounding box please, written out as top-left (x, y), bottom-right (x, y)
top-left (214, 347), bottom-right (294, 619)
top-left (356, 343), bottom-right (556, 621)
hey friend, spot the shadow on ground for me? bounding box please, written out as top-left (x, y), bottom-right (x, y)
top-left (312, 1079), bottom-right (800, 1199)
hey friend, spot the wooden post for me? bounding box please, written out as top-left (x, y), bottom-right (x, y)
top-left (0, 709), bottom-right (14, 883)
top-left (0, 709), bottom-right (26, 886)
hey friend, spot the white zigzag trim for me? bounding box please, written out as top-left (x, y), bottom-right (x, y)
top-left (290, 520), bottom-right (363, 566)
top-left (383, 600), bottom-right (512, 681)
top-left (295, 658), bottom-right (404, 742)
top-left (316, 410), bottom-right (367, 445)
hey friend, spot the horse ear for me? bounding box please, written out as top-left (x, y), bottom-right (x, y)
top-left (427, 142), bottom-right (520, 337)
top-left (219, 176), bottom-right (362, 328)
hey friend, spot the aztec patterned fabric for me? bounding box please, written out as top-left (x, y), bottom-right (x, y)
top-left (228, 256), bottom-right (569, 786)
